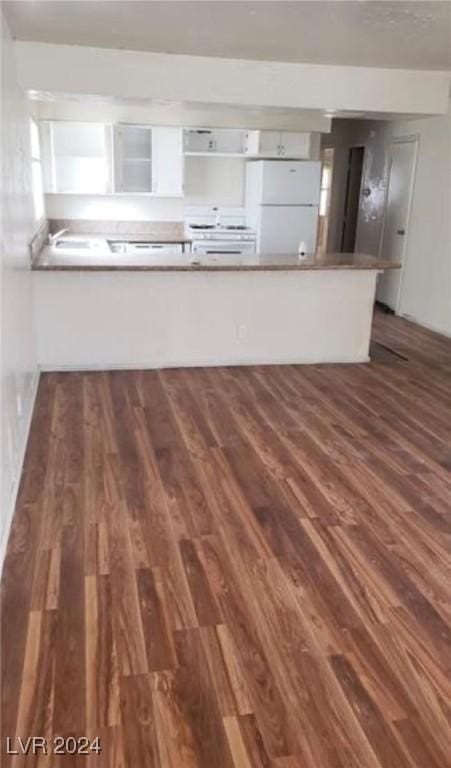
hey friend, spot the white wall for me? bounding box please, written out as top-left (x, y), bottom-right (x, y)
top-left (323, 107), bottom-right (451, 336)
top-left (1, 14), bottom-right (39, 568)
top-left (16, 42), bottom-right (450, 116)
top-left (44, 194), bottom-right (185, 222)
top-left (394, 111), bottom-right (451, 335)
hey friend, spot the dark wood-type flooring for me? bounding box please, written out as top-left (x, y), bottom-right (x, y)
top-left (2, 309), bottom-right (451, 767)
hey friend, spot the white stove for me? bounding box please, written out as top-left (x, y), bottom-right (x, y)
top-left (187, 223), bottom-right (256, 241)
top-left (186, 207), bottom-right (256, 255)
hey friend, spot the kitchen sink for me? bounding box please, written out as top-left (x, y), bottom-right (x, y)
top-left (55, 239), bottom-right (92, 249)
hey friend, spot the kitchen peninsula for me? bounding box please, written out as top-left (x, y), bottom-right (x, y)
top-left (33, 241), bottom-right (400, 370)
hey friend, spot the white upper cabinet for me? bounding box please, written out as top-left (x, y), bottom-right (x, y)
top-left (244, 130), bottom-right (312, 159)
top-left (40, 121), bottom-right (184, 197)
top-left (41, 121), bottom-right (112, 194)
top-left (244, 131), bottom-right (279, 157)
top-left (279, 132), bottom-right (312, 158)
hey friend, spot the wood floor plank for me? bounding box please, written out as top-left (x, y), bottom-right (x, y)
top-left (12, 610), bottom-right (57, 766)
top-left (2, 309), bottom-right (451, 768)
top-left (330, 653), bottom-right (411, 768)
top-left (119, 674), bottom-right (159, 768)
top-left (53, 484), bottom-right (86, 736)
top-left (165, 627), bottom-right (235, 767)
top-left (179, 538), bottom-right (222, 627)
top-left (85, 574), bottom-right (120, 729)
top-left (136, 567), bottom-right (176, 672)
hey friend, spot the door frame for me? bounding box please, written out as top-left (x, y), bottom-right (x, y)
top-left (377, 134), bottom-right (419, 313)
top-left (340, 145), bottom-right (365, 252)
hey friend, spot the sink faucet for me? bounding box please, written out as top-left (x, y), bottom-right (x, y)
top-left (48, 228), bottom-right (68, 244)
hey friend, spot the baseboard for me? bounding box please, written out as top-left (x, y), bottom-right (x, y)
top-left (0, 370), bottom-right (40, 575)
top-left (399, 313), bottom-right (451, 340)
top-left (39, 354), bottom-right (371, 372)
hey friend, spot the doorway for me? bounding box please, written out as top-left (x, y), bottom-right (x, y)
top-left (340, 146), bottom-right (365, 252)
top-left (317, 147), bottom-right (334, 253)
top-left (377, 137), bottom-right (418, 312)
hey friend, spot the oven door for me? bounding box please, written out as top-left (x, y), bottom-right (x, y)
top-left (191, 240), bottom-right (255, 256)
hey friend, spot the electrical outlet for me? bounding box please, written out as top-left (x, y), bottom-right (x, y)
top-left (237, 324), bottom-right (247, 340)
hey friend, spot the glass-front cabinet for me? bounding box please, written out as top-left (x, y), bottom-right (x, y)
top-left (114, 125), bottom-right (152, 194)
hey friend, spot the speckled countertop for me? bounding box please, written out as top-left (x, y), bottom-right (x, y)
top-left (47, 219), bottom-right (191, 243)
top-left (82, 233), bottom-right (192, 244)
top-left (33, 248), bottom-right (400, 272)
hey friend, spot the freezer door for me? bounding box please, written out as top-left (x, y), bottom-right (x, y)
top-left (260, 161), bottom-right (321, 205)
top-left (258, 205), bottom-right (319, 255)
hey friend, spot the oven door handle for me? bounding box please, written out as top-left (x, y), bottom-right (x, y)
top-left (205, 250), bottom-right (242, 254)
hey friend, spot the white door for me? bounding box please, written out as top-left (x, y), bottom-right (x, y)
top-left (377, 138), bottom-right (418, 310)
top-left (260, 161), bottom-right (321, 205)
top-left (258, 206), bottom-right (319, 254)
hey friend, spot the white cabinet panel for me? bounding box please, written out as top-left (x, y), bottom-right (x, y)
top-left (279, 132), bottom-right (311, 159)
top-left (152, 127), bottom-right (184, 197)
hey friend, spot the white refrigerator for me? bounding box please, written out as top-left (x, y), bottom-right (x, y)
top-left (245, 160), bottom-right (321, 254)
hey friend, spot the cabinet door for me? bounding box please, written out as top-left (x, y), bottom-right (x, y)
top-left (49, 122), bottom-right (111, 194)
top-left (279, 132), bottom-right (311, 159)
top-left (114, 125), bottom-right (152, 194)
top-left (258, 131), bottom-right (281, 156)
top-left (152, 127), bottom-right (184, 197)
top-left (244, 130), bottom-right (280, 157)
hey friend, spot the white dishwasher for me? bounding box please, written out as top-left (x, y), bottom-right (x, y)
top-left (108, 241), bottom-right (184, 255)
top-left (124, 242), bottom-right (183, 255)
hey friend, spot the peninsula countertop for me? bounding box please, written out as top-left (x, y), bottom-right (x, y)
top-left (33, 247), bottom-right (400, 272)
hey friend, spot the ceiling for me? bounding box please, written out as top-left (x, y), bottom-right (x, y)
top-left (3, 0), bottom-right (451, 72)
